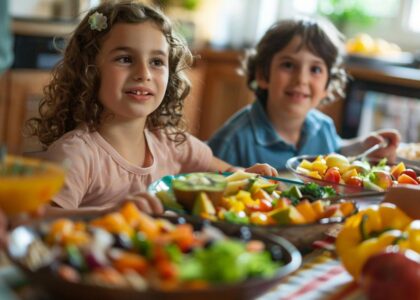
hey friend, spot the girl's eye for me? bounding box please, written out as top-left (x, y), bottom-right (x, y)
top-left (116, 56), bottom-right (132, 64)
top-left (150, 58), bottom-right (165, 67)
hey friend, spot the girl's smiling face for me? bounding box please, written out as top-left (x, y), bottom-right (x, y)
top-left (257, 35), bottom-right (329, 121)
top-left (96, 21), bottom-right (169, 124)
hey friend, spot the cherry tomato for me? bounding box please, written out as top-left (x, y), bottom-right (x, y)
top-left (401, 169), bottom-right (417, 180)
top-left (345, 176), bottom-right (363, 187)
top-left (258, 199), bottom-right (273, 212)
top-left (324, 167), bottom-right (341, 184)
top-left (246, 199), bottom-right (273, 212)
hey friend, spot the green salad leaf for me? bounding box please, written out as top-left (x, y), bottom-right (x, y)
top-left (179, 240), bottom-right (279, 284)
top-left (281, 183), bottom-right (336, 205)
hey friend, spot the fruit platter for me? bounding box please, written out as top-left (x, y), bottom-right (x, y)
top-left (148, 171), bottom-right (357, 250)
top-left (286, 154), bottom-right (420, 194)
top-left (6, 202), bottom-right (301, 300)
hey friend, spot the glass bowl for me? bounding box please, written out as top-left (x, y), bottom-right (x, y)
top-left (286, 154), bottom-right (420, 194)
top-left (286, 155), bottom-right (368, 194)
top-left (397, 143), bottom-right (420, 168)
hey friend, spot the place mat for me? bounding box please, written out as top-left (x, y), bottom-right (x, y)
top-left (258, 224), bottom-right (366, 300)
top-left (258, 251), bottom-right (364, 300)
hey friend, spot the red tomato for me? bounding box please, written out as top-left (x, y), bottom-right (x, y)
top-left (246, 199), bottom-right (273, 212)
top-left (324, 167), bottom-right (341, 184)
top-left (258, 199), bottom-right (273, 212)
top-left (397, 173), bottom-right (419, 185)
top-left (401, 169), bottom-right (417, 180)
top-left (345, 176), bottom-right (363, 187)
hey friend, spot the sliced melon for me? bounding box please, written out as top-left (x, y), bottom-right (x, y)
top-left (192, 192), bottom-right (216, 216)
top-left (155, 190), bottom-right (185, 212)
top-left (224, 178), bottom-right (253, 196)
top-left (225, 170), bottom-right (256, 182)
top-left (172, 173), bottom-right (226, 211)
top-left (249, 177), bottom-right (278, 194)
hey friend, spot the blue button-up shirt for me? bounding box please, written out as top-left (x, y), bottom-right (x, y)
top-left (207, 100), bottom-right (342, 170)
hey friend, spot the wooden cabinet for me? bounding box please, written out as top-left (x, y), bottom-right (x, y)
top-left (190, 49), bottom-right (254, 141)
top-left (4, 70), bottom-right (51, 154)
top-left (0, 72), bottom-right (9, 145)
top-left (1, 49), bottom-right (346, 155)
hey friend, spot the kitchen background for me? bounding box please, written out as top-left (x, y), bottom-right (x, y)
top-left (1, 0), bottom-right (420, 154)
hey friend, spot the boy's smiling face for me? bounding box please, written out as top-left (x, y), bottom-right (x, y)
top-left (96, 21), bottom-right (169, 124)
top-left (257, 35), bottom-right (329, 121)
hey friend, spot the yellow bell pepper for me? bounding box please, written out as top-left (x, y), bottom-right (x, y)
top-left (336, 203), bottom-right (417, 279)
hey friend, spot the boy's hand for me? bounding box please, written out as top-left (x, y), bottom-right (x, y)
top-left (364, 129), bottom-right (400, 163)
top-left (382, 185), bottom-right (420, 219)
top-left (125, 192), bottom-right (164, 215)
top-left (244, 163), bottom-right (278, 177)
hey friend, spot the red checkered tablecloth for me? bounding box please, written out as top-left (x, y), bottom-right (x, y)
top-left (259, 250), bottom-right (364, 300)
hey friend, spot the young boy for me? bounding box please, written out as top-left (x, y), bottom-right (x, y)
top-left (208, 17), bottom-right (399, 170)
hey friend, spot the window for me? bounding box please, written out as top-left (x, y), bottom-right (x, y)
top-left (290, 0), bottom-right (419, 51)
top-left (408, 0), bottom-right (420, 32)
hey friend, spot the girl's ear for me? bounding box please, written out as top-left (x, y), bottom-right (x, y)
top-left (255, 68), bottom-right (269, 89)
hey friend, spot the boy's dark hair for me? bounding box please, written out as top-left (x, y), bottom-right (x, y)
top-left (26, 0), bottom-right (192, 147)
top-left (245, 17), bottom-right (347, 105)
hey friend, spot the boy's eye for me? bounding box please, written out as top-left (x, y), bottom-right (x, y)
top-left (311, 65), bottom-right (323, 74)
top-left (281, 61), bottom-right (294, 69)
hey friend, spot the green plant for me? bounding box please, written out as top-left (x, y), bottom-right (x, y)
top-left (154, 0), bottom-right (200, 11)
top-left (317, 0), bottom-right (375, 30)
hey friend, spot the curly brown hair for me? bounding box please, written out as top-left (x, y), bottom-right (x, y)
top-left (25, 0), bottom-right (193, 148)
top-left (244, 17), bottom-right (347, 106)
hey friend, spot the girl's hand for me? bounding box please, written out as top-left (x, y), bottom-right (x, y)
top-left (364, 129), bottom-right (400, 163)
top-left (125, 192), bottom-right (164, 215)
top-left (244, 163), bottom-right (278, 177)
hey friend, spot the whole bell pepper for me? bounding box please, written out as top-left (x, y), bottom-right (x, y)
top-left (336, 203), bottom-right (418, 279)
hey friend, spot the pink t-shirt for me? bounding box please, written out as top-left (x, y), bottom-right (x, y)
top-left (45, 125), bottom-right (213, 210)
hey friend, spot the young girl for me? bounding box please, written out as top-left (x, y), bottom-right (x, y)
top-left (26, 1), bottom-right (277, 214)
top-left (208, 17), bottom-right (400, 170)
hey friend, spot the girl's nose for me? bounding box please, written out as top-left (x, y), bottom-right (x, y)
top-left (133, 63), bottom-right (151, 81)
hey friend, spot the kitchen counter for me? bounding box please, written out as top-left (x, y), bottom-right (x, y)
top-left (341, 54), bottom-right (420, 139)
top-left (345, 60), bottom-right (420, 94)
top-left (12, 18), bottom-right (77, 37)
top-left (344, 53), bottom-right (420, 95)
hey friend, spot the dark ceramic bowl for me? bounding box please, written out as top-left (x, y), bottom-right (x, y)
top-left (6, 215), bottom-right (301, 300)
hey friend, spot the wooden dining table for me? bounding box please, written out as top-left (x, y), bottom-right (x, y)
top-left (0, 171), bottom-right (377, 300)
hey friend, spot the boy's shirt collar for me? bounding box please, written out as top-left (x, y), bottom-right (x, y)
top-left (249, 100), bottom-right (321, 148)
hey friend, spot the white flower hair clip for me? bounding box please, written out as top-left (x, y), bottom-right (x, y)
top-left (88, 12), bottom-right (108, 32)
